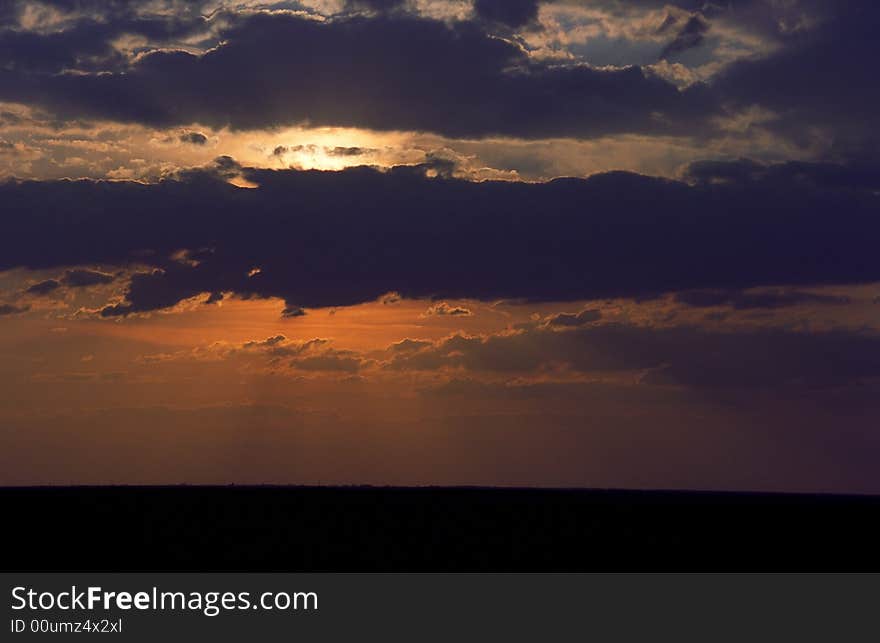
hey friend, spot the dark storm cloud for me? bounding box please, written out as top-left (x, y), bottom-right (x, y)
top-left (658, 14), bottom-right (709, 60)
top-left (0, 2), bottom-right (874, 146)
top-left (388, 322), bottom-right (880, 389)
top-left (0, 7), bottom-right (210, 74)
top-left (344, 0), bottom-right (405, 11)
top-left (0, 11), bottom-right (712, 139)
top-left (63, 268), bottom-right (115, 287)
top-left (644, 0), bottom-right (880, 141)
top-left (684, 158), bottom-right (764, 184)
top-left (473, 0), bottom-right (539, 28)
top-left (2, 0), bottom-right (210, 14)
top-left (674, 289), bottom-right (850, 310)
top-left (0, 2), bottom-right (17, 24)
top-left (179, 132), bottom-right (208, 146)
top-left (0, 303), bottom-right (29, 315)
top-left (23, 269), bottom-right (115, 297)
top-left (26, 279), bottom-right (61, 295)
top-left (711, 1), bottom-right (880, 145)
top-left (545, 308), bottom-right (602, 327)
top-left (1, 159), bottom-right (878, 316)
top-left (280, 306), bottom-right (307, 318)
top-left (685, 158), bottom-right (880, 192)
top-left (0, 23), bottom-right (116, 73)
top-left (536, 0), bottom-right (834, 49)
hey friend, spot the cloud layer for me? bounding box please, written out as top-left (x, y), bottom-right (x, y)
top-left (0, 1), bottom-right (874, 148)
top-left (2, 158), bottom-right (877, 316)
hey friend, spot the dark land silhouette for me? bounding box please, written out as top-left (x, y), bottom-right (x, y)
top-left (4, 486), bottom-right (880, 571)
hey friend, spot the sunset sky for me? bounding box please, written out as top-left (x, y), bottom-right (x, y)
top-left (1, 0), bottom-right (879, 492)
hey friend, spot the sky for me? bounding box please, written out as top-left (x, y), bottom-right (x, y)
top-left (1, 0), bottom-right (879, 491)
